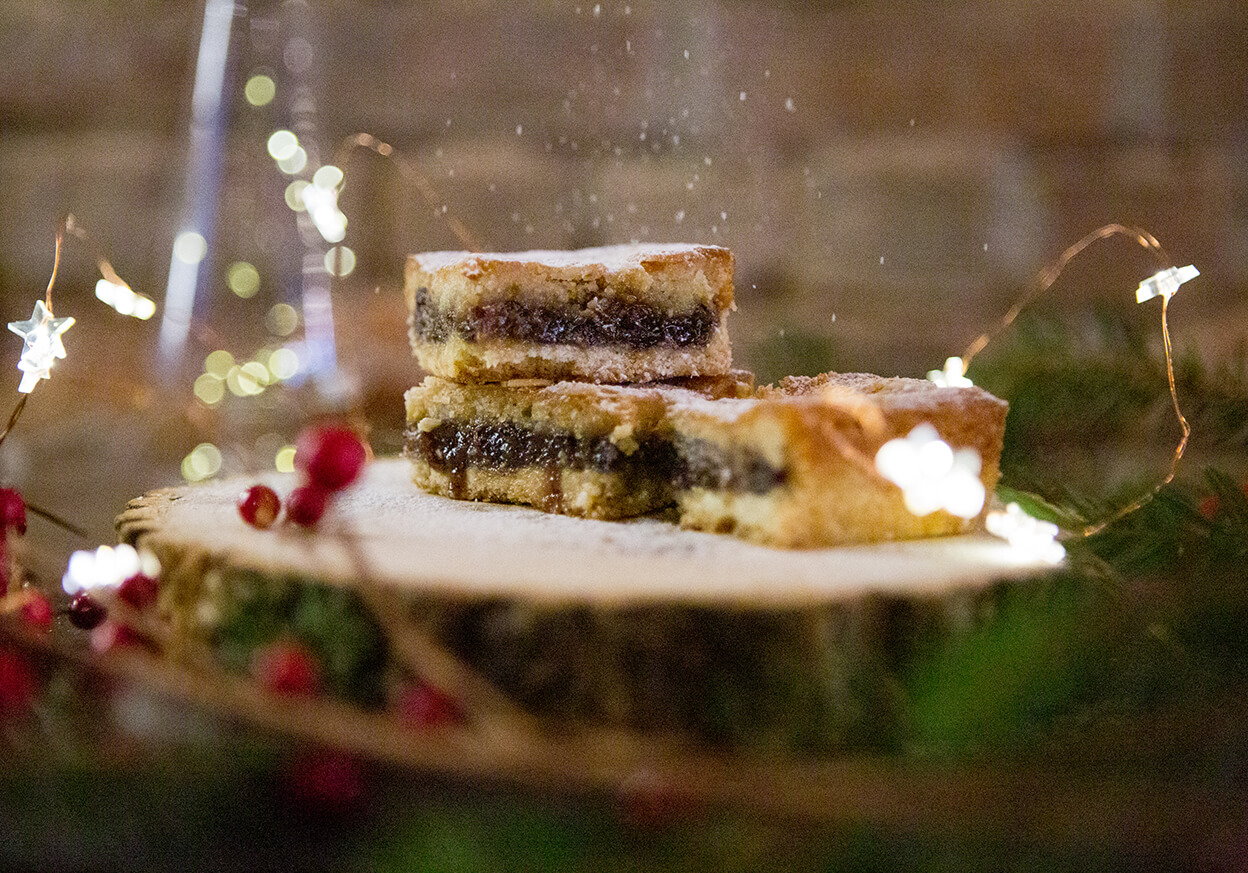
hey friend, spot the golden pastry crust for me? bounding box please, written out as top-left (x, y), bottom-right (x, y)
top-left (404, 376), bottom-right (675, 519)
top-left (405, 244), bottom-right (735, 383)
top-left (405, 376), bottom-right (670, 442)
top-left (667, 373), bottom-right (1009, 548)
top-left (403, 371), bottom-right (1008, 547)
top-left (407, 244), bottom-right (735, 312)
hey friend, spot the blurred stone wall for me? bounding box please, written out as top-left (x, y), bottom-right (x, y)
top-left (1, 0), bottom-right (1245, 381)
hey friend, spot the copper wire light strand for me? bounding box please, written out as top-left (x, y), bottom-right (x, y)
top-left (1081, 292), bottom-right (1191, 537)
top-left (960, 223), bottom-right (1170, 369)
top-left (952, 222), bottom-right (1188, 538)
top-left (334, 132), bottom-right (484, 252)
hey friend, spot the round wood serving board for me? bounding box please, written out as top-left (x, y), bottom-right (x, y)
top-left (118, 457), bottom-right (1052, 610)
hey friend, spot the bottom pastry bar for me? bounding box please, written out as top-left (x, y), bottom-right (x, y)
top-left (403, 374), bottom-right (753, 519)
top-left (403, 372), bottom-right (1008, 546)
top-left (666, 373), bottom-right (1008, 547)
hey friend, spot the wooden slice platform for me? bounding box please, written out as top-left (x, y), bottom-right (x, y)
top-left (118, 457), bottom-right (1049, 610)
top-left (117, 457), bottom-right (1057, 752)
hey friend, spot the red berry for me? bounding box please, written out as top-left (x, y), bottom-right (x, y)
top-left (68, 592), bottom-right (108, 630)
top-left (1199, 495), bottom-right (1221, 520)
top-left (0, 539), bottom-right (8, 598)
top-left (296, 426), bottom-right (367, 492)
top-left (118, 573), bottom-right (160, 610)
top-left (0, 489), bottom-right (26, 535)
top-left (283, 749), bottom-right (366, 814)
top-left (238, 484), bottom-right (281, 529)
top-left (20, 591), bottom-right (53, 632)
top-left (285, 484), bottom-right (329, 528)
top-left (396, 683), bottom-right (464, 729)
top-left (91, 620), bottom-right (145, 654)
top-left (616, 767), bottom-right (689, 829)
top-left (0, 650), bottom-right (36, 717)
top-left (253, 640), bottom-right (321, 696)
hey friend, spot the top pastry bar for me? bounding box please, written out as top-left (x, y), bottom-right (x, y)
top-left (405, 243), bottom-right (735, 383)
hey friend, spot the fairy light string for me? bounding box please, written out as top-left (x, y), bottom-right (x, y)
top-left (1, 216), bottom-right (148, 544)
top-left (919, 223), bottom-right (1198, 544)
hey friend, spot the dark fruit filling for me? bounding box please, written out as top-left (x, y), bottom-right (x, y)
top-left (671, 435), bottom-right (787, 494)
top-left (404, 420), bottom-right (784, 500)
top-left (410, 287), bottom-right (717, 349)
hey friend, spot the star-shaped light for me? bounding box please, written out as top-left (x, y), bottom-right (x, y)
top-left (985, 502), bottom-right (1066, 565)
top-left (926, 355), bottom-right (973, 388)
top-left (874, 423), bottom-right (986, 519)
top-left (8, 300), bottom-right (75, 393)
top-left (1136, 264), bottom-right (1199, 304)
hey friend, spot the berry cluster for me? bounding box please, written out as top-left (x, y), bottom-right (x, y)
top-left (0, 488), bottom-right (41, 719)
top-left (0, 488), bottom-right (53, 634)
top-left (0, 487), bottom-right (26, 599)
top-left (237, 425), bottom-right (367, 530)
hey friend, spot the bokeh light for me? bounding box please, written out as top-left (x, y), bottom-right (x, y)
top-left (284, 180), bottom-right (309, 211)
top-left (267, 347), bottom-right (299, 380)
top-left (193, 372), bottom-right (225, 406)
top-left (172, 231), bottom-right (208, 265)
top-left (226, 261), bottom-right (261, 298)
top-left (182, 443), bottom-right (223, 482)
top-left (205, 349), bottom-right (235, 377)
top-left (266, 130), bottom-right (298, 161)
top-left (274, 444), bottom-right (297, 473)
top-left (244, 73), bottom-right (276, 107)
top-left (266, 303), bottom-right (299, 336)
top-left (324, 246), bottom-right (356, 277)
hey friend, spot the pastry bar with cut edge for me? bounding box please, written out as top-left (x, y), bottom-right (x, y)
top-left (403, 372), bottom-right (753, 520)
top-left (666, 372), bottom-right (1008, 548)
top-left (406, 243), bottom-right (735, 383)
top-left (404, 370), bottom-right (1008, 547)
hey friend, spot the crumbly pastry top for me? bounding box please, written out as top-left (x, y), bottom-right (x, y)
top-left (665, 371), bottom-right (1007, 424)
top-left (411, 243), bottom-right (731, 276)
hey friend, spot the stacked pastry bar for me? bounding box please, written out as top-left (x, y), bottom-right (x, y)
top-left (406, 243), bottom-right (735, 383)
top-left (404, 244), bottom-right (1008, 547)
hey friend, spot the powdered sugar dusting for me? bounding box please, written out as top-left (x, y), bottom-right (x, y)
top-left (413, 243), bottom-right (728, 274)
top-left (137, 458), bottom-right (1046, 609)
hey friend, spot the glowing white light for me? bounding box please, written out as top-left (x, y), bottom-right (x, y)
top-left (133, 297), bottom-right (157, 320)
top-left (301, 176), bottom-right (347, 244)
top-left (173, 231), bottom-right (208, 265)
top-left (95, 279), bottom-right (157, 320)
top-left (267, 130), bottom-right (299, 161)
top-left (277, 146), bottom-right (308, 175)
top-left (63, 544), bottom-right (160, 595)
top-left (312, 164), bottom-right (343, 190)
top-left (1136, 264), bottom-right (1199, 304)
top-left (267, 347), bottom-right (299, 380)
top-left (8, 300), bottom-right (75, 393)
top-left (986, 502), bottom-right (1066, 565)
top-left (875, 423), bottom-right (986, 519)
top-left (927, 356), bottom-right (973, 388)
